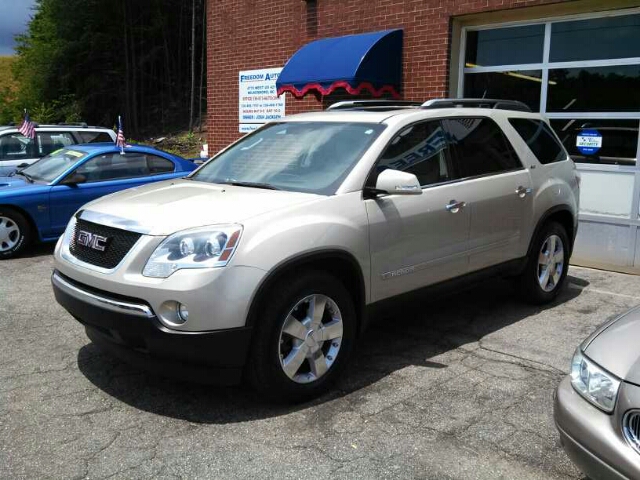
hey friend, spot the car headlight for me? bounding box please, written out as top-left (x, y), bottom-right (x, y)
top-left (570, 349), bottom-right (620, 413)
top-left (143, 225), bottom-right (242, 278)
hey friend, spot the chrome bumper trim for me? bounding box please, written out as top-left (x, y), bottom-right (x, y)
top-left (52, 272), bottom-right (154, 318)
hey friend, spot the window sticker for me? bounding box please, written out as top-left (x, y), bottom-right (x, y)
top-left (65, 150), bottom-right (85, 158)
top-left (576, 129), bottom-right (602, 155)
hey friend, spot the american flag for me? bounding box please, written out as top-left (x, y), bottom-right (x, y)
top-left (116, 116), bottom-right (125, 153)
top-left (19, 110), bottom-right (35, 139)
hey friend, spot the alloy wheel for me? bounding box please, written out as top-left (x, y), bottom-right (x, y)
top-left (0, 216), bottom-right (20, 252)
top-left (538, 234), bottom-right (564, 292)
top-left (278, 294), bottom-right (344, 384)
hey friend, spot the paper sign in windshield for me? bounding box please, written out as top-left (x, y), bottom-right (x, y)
top-left (576, 129), bottom-right (602, 155)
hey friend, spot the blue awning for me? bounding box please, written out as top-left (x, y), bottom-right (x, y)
top-left (276, 29), bottom-right (403, 99)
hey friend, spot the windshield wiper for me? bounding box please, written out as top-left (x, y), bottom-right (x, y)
top-left (223, 181), bottom-right (280, 190)
top-left (15, 171), bottom-right (34, 183)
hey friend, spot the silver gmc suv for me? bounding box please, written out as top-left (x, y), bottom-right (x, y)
top-left (52, 99), bottom-right (580, 402)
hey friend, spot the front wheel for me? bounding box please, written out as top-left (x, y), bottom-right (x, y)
top-left (246, 271), bottom-right (356, 403)
top-left (518, 221), bottom-right (570, 304)
top-left (0, 208), bottom-right (32, 259)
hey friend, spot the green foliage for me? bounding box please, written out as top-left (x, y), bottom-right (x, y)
top-left (10, 0), bottom-right (206, 133)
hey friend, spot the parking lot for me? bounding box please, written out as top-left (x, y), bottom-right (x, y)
top-left (1, 247), bottom-right (639, 479)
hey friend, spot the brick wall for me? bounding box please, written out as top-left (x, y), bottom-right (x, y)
top-left (207, 0), bottom-right (568, 152)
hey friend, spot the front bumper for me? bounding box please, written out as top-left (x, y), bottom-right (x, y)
top-left (554, 376), bottom-right (640, 480)
top-left (52, 271), bottom-right (252, 385)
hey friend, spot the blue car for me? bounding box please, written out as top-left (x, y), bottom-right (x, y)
top-left (0, 143), bottom-right (197, 259)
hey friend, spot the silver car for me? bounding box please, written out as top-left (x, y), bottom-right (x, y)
top-left (51, 99), bottom-right (580, 402)
top-left (555, 306), bottom-right (640, 479)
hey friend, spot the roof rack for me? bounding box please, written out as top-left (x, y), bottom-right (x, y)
top-left (327, 100), bottom-right (422, 111)
top-left (421, 98), bottom-right (532, 112)
top-left (57, 122), bottom-right (89, 128)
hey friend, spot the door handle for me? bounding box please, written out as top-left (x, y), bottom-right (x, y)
top-left (516, 186), bottom-right (532, 198)
top-left (446, 200), bottom-right (466, 213)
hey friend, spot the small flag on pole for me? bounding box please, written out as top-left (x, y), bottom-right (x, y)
top-left (116, 116), bottom-right (125, 154)
top-left (19, 110), bottom-right (35, 139)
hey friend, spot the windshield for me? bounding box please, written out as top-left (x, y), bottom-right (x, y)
top-left (22, 148), bottom-right (89, 183)
top-left (191, 122), bottom-right (385, 194)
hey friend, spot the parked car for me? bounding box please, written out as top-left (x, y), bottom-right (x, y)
top-left (51, 99), bottom-right (580, 402)
top-left (555, 306), bottom-right (640, 480)
top-left (0, 143), bottom-right (197, 259)
top-left (0, 123), bottom-right (116, 176)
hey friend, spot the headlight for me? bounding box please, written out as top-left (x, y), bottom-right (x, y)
top-left (570, 349), bottom-right (620, 413)
top-left (143, 225), bottom-right (242, 278)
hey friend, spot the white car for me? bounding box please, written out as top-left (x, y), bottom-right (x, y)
top-left (52, 99), bottom-right (580, 402)
top-left (0, 124), bottom-right (116, 176)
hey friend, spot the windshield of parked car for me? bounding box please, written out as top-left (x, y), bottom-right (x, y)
top-left (22, 148), bottom-right (89, 183)
top-left (190, 122), bottom-right (385, 194)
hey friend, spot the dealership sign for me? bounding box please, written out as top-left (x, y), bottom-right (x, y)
top-left (239, 68), bottom-right (285, 133)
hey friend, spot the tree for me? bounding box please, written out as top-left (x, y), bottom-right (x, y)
top-left (11, 0), bottom-right (207, 134)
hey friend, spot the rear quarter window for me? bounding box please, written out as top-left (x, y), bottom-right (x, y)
top-left (509, 118), bottom-right (567, 164)
top-left (77, 131), bottom-right (113, 143)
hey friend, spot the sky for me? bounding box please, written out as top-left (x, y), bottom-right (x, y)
top-left (0, 0), bottom-right (37, 56)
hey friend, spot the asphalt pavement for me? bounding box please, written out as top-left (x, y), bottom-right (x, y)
top-left (3, 244), bottom-right (640, 479)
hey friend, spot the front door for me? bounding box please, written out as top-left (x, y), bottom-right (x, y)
top-left (366, 120), bottom-right (471, 303)
top-left (443, 117), bottom-right (533, 272)
top-left (0, 132), bottom-right (39, 176)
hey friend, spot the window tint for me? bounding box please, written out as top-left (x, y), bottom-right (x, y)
top-left (77, 131), bottom-right (113, 143)
top-left (509, 119), bottom-right (566, 164)
top-left (37, 132), bottom-right (75, 157)
top-left (444, 117), bottom-right (521, 177)
top-left (75, 153), bottom-right (150, 182)
top-left (0, 133), bottom-right (36, 161)
top-left (376, 121), bottom-right (455, 187)
top-left (146, 154), bottom-right (175, 174)
top-left (465, 25), bottom-right (544, 67)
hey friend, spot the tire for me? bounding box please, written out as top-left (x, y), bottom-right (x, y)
top-left (0, 207), bottom-right (32, 260)
top-left (518, 221), bottom-right (570, 304)
top-left (246, 271), bottom-right (357, 403)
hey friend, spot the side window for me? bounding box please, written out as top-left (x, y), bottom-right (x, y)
top-left (37, 132), bottom-right (75, 157)
top-left (509, 118), bottom-right (567, 164)
top-left (77, 131), bottom-right (113, 143)
top-left (0, 133), bottom-right (36, 162)
top-left (375, 120), bottom-right (456, 187)
top-left (443, 117), bottom-right (521, 177)
top-left (75, 153), bottom-right (150, 182)
top-left (146, 155), bottom-right (175, 174)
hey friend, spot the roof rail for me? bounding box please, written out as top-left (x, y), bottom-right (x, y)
top-left (327, 100), bottom-right (422, 111)
top-left (422, 98), bottom-right (532, 113)
top-left (57, 122), bottom-right (89, 128)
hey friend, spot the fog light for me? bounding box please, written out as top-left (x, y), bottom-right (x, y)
top-left (177, 303), bottom-right (189, 323)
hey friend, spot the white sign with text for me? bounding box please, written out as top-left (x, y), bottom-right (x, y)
top-left (238, 68), bottom-right (285, 132)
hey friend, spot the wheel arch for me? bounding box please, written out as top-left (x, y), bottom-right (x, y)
top-left (0, 204), bottom-right (39, 240)
top-left (527, 205), bottom-right (576, 257)
top-left (245, 249), bottom-right (367, 335)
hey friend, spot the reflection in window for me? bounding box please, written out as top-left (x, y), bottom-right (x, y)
top-left (377, 121), bottom-right (455, 187)
top-left (550, 14), bottom-right (640, 62)
top-left (551, 119), bottom-right (639, 166)
top-left (464, 70), bottom-right (542, 112)
top-left (547, 66), bottom-right (640, 112)
top-left (465, 25), bottom-right (544, 67)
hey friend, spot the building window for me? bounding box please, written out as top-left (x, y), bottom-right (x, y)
top-left (461, 10), bottom-right (640, 167)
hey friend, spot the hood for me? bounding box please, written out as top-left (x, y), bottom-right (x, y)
top-left (584, 305), bottom-right (640, 385)
top-left (82, 178), bottom-right (321, 235)
top-left (0, 176), bottom-right (46, 196)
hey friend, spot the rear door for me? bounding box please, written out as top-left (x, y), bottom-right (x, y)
top-left (366, 119), bottom-right (473, 302)
top-left (443, 117), bottom-right (533, 272)
top-left (48, 152), bottom-right (177, 235)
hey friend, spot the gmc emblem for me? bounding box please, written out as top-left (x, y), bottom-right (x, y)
top-left (77, 231), bottom-right (109, 252)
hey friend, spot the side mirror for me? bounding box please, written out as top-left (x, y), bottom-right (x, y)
top-left (374, 169), bottom-right (422, 195)
top-left (60, 173), bottom-right (87, 186)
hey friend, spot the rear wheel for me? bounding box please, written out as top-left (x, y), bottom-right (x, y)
top-left (518, 221), bottom-right (569, 304)
top-left (0, 208), bottom-right (32, 259)
top-left (246, 271), bottom-right (356, 403)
